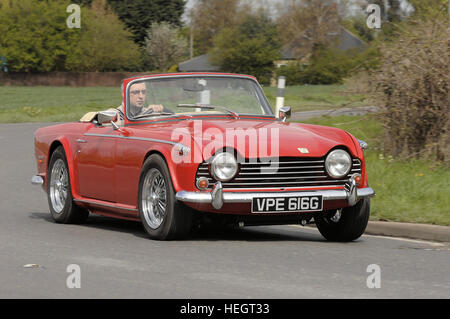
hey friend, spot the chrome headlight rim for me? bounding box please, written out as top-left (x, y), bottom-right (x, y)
top-left (325, 149), bottom-right (352, 179)
top-left (210, 152), bottom-right (239, 182)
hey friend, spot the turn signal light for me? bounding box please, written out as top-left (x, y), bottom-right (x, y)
top-left (354, 174), bottom-right (362, 185)
top-left (196, 177), bottom-right (209, 190)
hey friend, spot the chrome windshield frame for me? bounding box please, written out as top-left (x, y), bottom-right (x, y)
top-left (124, 74), bottom-right (275, 123)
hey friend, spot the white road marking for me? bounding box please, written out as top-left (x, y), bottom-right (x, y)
top-left (287, 224), bottom-right (447, 246)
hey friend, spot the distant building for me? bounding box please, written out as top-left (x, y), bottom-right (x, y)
top-left (178, 26), bottom-right (367, 75)
top-left (178, 54), bottom-right (221, 72)
top-left (275, 26), bottom-right (368, 67)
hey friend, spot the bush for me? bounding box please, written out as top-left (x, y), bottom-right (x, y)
top-left (0, 0), bottom-right (77, 72)
top-left (210, 13), bottom-right (281, 85)
top-left (65, 0), bottom-right (142, 72)
top-left (372, 18), bottom-right (448, 161)
top-left (0, 0), bottom-right (142, 72)
top-left (276, 47), bottom-right (380, 85)
top-left (275, 63), bottom-right (303, 85)
top-left (145, 22), bottom-right (188, 72)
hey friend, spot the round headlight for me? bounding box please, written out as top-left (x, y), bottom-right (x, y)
top-left (325, 149), bottom-right (352, 178)
top-left (210, 152), bottom-right (238, 181)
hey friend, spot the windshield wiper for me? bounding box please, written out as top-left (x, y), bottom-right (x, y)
top-left (133, 112), bottom-right (175, 120)
top-left (177, 103), bottom-right (239, 118)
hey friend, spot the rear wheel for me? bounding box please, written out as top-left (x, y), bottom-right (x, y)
top-left (138, 154), bottom-right (192, 240)
top-left (47, 146), bottom-right (89, 224)
top-left (315, 198), bottom-right (370, 242)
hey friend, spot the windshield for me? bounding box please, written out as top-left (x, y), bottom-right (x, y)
top-left (126, 76), bottom-right (273, 120)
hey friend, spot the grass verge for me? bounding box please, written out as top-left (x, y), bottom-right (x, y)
top-left (0, 85), bottom-right (370, 123)
top-left (302, 115), bottom-right (450, 226)
top-left (264, 84), bottom-right (370, 112)
top-left (0, 86), bottom-right (119, 123)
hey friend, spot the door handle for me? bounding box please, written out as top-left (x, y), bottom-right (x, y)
top-left (76, 139), bottom-right (87, 143)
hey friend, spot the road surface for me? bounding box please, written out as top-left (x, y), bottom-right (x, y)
top-left (0, 123), bottom-right (448, 298)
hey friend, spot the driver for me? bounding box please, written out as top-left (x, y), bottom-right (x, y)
top-left (80, 82), bottom-right (166, 124)
top-left (126, 82), bottom-right (163, 117)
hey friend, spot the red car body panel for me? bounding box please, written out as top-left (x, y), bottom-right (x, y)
top-left (33, 73), bottom-right (369, 221)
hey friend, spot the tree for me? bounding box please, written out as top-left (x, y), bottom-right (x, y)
top-left (0, 0), bottom-right (143, 72)
top-left (210, 12), bottom-right (281, 85)
top-left (189, 0), bottom-right (250, 55)
top-left (0, 0), bottom-right (79, 72)
top-left (107, 0), bottom-right (186, 46)
top-left (145, 22), bottom-right (188, 71)
top-left (277, 0), bottom-right (340, 59)
top-left (408, 0), bottom-right (448, 20)
top-left (372, 17), bottom-right (448, 160)
top-left (65, 0), bottom-right (142, 72)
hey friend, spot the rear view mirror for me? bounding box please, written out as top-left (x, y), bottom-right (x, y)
top-left (97, 111), bottom-right (118, 124)
top-left (183, 82), bottom-right (205, 92)
top-left (279, 106), bottom-right (292, 122)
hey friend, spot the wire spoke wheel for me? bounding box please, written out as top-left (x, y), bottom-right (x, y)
top-left (142, 168), bottom-right (167, 229)
top-left (49, 158), bottom-right (68, 214)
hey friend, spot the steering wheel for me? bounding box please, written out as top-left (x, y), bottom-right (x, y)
top-left (140, 107), bottom-right (155, 116)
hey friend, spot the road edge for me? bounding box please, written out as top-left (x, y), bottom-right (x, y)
top-left (364, 221), bottom-right (450, 243)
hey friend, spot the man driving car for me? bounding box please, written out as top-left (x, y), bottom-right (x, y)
top-left (126, 82), bottom-right (164, 117)
top-left (80, 81), bottom-right (166, 124)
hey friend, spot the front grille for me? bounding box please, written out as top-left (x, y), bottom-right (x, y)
top-left (196, 157), bottom-right (361, 189)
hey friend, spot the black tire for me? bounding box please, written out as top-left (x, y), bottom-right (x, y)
top-left (315, 197), bottom-right (370, 242)
top-left (47, 146), bottom-right (89, 224)
top-left (138, 154), bottom-right (193, 240)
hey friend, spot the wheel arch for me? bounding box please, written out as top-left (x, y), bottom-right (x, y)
top-left (141, 148), bottom-right (183, 192)
top-left (47, 137), bottom-right (79, 198)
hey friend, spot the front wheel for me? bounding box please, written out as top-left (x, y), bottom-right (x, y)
top-left (138, 154), bottom-right (192, 240)
top-left (315, 197), bottom-right (370, 242)
top-left (47, 146), bottom-right (89, 224)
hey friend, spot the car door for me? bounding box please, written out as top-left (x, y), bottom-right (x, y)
top-left (76, 124), bottom-right (117, 202)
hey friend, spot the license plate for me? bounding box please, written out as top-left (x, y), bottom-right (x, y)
top-left (251, 196), bottom-right (323, 213)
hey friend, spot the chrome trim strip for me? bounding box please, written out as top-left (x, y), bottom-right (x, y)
top-left (240, 165), bottom-right (325, 170)
top-left (176, 187), bottom-right (376, 204)
top-left (73, 199), bottom-right (138, 212)
top-left (234, 176), bottom-right (328, 181)
top-left (217, 185), bottom-right (346, 191)
top-left (125, 74), bottom-right (275, 122)
top-left (238, 170), bottom-right (325, 175)
top-left (83, 133), bottom-right (179, 146)
top-left (240, 160), bottom-right (325, 165)
top-left (220, 180), bottom-right (350, 186)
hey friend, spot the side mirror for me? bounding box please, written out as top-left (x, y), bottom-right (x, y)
top-left (97, 111), bottom-right (118, 125)
top-left (279, 106), bottom-right (292, 122)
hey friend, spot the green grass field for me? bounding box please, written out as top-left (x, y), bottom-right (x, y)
top-left (302, 115), bottom-right (450, 226)
top-left (0, 86), bottom-right (120, 123)
top-left (264, 84), bottom-right (369, 112)
top-left (0, 85), bottom-right (370, 123)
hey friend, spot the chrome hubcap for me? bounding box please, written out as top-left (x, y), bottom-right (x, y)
top-left (330, 209), bottom-right (342, 223)
top-left (49, 159), bottom-right (68, 214)
top-left (142, 169), bottom-right (167, 229)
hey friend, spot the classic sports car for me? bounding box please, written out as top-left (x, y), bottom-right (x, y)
top-left (32, 73), bottom-right (375, 241)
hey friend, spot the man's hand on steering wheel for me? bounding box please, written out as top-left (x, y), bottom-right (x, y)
top-left (141, 104), bottom-right (164, 115)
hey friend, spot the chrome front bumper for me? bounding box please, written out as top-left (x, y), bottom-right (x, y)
top-left (176, 176), bottom-right (376, 210)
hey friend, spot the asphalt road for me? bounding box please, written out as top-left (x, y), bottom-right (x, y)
top-left (0, 122), bottom-right (449, 299)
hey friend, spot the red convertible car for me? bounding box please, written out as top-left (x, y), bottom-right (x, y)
top-left (32, 73), bottom-right (375, 241)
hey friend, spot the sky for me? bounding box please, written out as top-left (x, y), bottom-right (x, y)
top-left (183, 0), bottom-right (414, 22)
